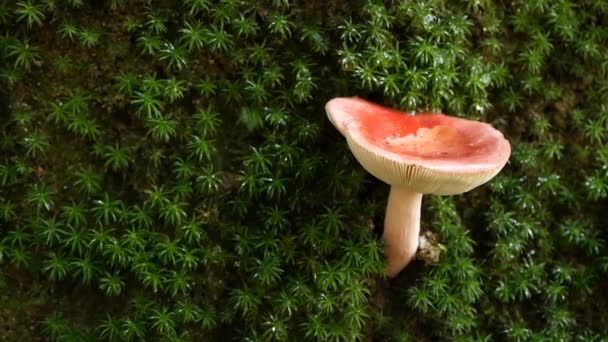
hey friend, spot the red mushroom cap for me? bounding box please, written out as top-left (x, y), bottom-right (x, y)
top-left (326, 97), bottom-right (511, 195)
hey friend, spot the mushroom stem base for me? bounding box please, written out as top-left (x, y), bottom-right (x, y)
top-left (383, 187), bottom-right (422, 277)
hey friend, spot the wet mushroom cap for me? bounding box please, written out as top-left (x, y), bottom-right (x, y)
top-left (326, 97), bottom-right (511, 195)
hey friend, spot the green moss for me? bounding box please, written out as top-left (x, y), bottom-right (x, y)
top-left (1, 0), bottom-right (607, 341)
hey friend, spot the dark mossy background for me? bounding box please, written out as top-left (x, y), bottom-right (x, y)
top-left (1, 0), bottom-right (608, 341)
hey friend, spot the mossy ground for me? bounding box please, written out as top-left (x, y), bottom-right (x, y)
top-left (1, 0), bottom-right (608, 341)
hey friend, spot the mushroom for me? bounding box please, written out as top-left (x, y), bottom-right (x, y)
top-left (325, 97), bottom-right (511, 277)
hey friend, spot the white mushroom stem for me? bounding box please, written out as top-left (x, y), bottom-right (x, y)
top-left (383, 187), bottom-right (422, 277)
